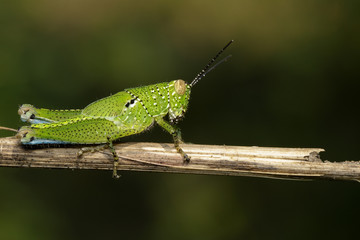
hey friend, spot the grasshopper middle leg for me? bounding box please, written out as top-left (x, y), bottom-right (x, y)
top-left (77, 139), bottom-right (120, 179)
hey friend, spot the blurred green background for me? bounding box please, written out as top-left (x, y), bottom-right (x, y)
top-left (1, 0), bottom-right (360, 239)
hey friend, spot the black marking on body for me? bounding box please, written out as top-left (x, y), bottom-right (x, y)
top-left (125, 90), bottom-right (152, 117)
top-left (124, 98), bottom-right (137, 108)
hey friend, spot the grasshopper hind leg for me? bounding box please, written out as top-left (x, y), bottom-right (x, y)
top-left (18, 104), bottom-right (82, 124)
top-left (20, 116), bottom-right (124, 178)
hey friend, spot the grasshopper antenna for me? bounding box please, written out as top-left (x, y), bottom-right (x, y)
top-left (190, 40), bottom-right (234, 88)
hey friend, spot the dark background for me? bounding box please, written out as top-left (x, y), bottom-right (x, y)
top-left (0, 1), bottom-right (359, 239)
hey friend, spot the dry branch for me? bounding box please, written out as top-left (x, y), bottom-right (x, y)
top-left (0, 137), bottom-right (359, 181)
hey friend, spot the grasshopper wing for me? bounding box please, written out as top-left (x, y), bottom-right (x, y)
top-left (82, 91), bottom-right (132, 118)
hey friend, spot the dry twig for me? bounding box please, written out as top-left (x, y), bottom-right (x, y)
top-left (0, 137), bottom-right (359, 181)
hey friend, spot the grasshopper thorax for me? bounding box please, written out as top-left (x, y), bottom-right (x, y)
top-left (168, 79), bottom-right (191, 123)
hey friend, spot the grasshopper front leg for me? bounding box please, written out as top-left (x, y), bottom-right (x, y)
top-left (155, 116), bottom-right (190, 163)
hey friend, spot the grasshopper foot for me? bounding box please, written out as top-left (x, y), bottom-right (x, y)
top-left (183, 153), bottom-right (190, 163)
top-left (179, 150), bottom-right (190, 164)
top-left (174, 140), bottom-right (190, 164)
top-left (112, 164), bottom-right (120, 179)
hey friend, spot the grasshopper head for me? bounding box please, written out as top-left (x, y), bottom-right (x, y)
top-left (168, 79), bottom-right (191, 123)
top-left (168, 41), bottom-right (233, 123)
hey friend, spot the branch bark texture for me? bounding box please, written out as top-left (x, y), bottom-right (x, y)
top-left (1, 137), bottom-right (359, 181)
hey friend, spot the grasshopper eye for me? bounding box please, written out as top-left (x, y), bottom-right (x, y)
top-left (174, 80), bottom-right (186, 95)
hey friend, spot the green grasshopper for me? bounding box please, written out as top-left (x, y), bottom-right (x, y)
top-left (16, 40), bottom-right (233, 178)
